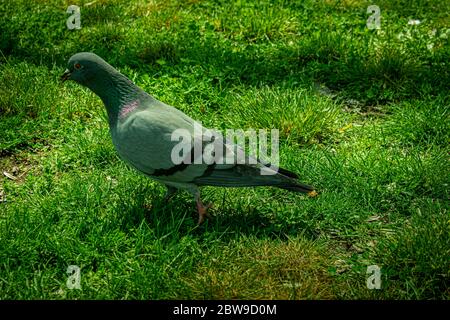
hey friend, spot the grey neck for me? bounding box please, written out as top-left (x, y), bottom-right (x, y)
top-left (84, 70), bottom-right (147, 126)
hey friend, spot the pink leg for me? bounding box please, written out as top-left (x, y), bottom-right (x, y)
top-left (195, 192), bottom-right (212, 225)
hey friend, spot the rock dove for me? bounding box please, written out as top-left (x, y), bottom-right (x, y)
top-left (61, 52), bottom-right (314, 224)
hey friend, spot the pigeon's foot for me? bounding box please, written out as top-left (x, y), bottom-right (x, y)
top-left (196, 199), bottom-right (212, 225)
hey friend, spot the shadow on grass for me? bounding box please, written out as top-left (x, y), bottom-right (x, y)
top-left (1, 3), bottom-right (448, 106)
top-left (116, 189), bottom-right (318, 244)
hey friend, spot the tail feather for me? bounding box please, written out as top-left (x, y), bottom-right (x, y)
top-left (264, 164), bottom-right (313, 192)
top-left (263, 163), bottom-right (299, 179)
top-left (278, 182), bottom-right (314, 193)
top-left (195, 163), bottom-right (315, 193)
top-left (275, 167), bottom-right (299, 179)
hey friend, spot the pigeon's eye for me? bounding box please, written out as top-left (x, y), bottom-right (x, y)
top-left (74, 63), bottom-right (82, 70)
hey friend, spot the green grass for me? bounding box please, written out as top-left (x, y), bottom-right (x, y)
top-left (0, 0), bottom-right (449, 299)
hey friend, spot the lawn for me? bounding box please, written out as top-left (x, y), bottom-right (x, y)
top-left (0, 0), bottom-right (449, 299)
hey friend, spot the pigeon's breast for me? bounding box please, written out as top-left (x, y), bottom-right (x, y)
top-left (109, 113), bottom-right (188, 176)
top-left (118, 100), bottom-right (140, 120)
top-left (110, 126), bottom-right (132, 164)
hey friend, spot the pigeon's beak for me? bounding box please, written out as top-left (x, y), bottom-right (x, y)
top-left (60, 69), bottom-right (71, 82)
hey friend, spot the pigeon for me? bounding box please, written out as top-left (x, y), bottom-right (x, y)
top-left (61, 52), bottom-right (315, 224)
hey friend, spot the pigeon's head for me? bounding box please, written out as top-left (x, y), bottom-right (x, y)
top-left (61, 52), bottom-right (115, 86)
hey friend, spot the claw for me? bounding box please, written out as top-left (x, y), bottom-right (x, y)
top-left (196, 200), bottom-right (213, 225)
top-left (193, 190), bottom-right (213, 225)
